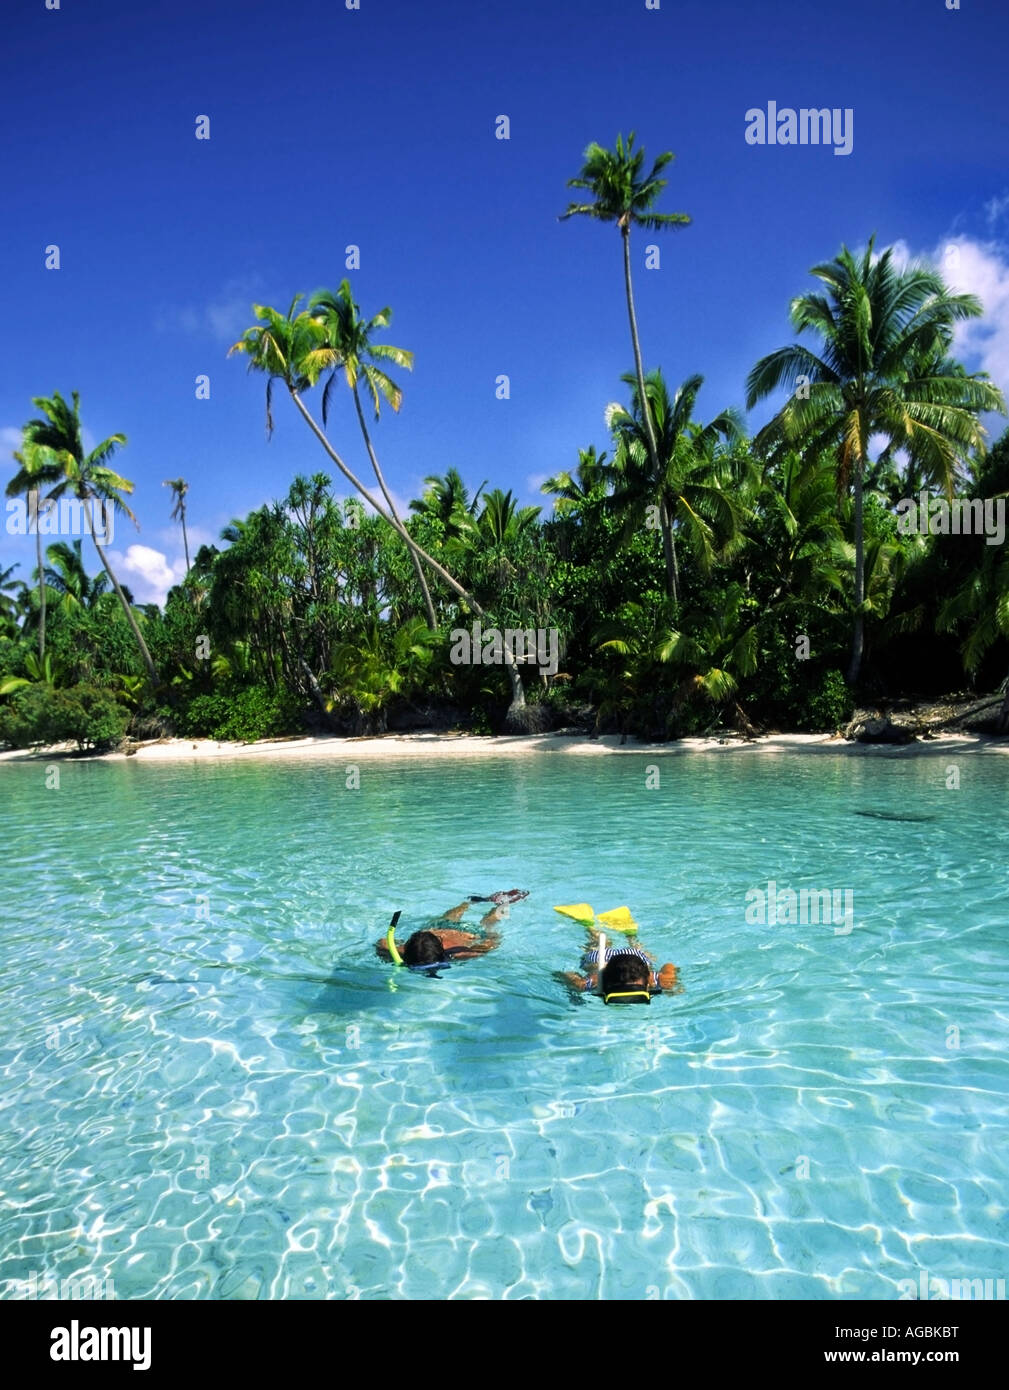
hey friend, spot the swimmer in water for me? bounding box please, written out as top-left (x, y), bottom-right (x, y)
top-left (558, 925), bottom-right (678, 1004)
top-left (376, 892), bottom-right (529, 969)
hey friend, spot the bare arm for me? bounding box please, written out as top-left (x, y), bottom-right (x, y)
top-left (656, 963), bottom-right (679, 992)
top-left (556, 968), bottom-right (593, 994)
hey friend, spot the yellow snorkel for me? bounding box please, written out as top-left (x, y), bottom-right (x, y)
top-left (595, 930), bottom-right (651, 1005)
top-left (386, 910), bottom-right (404, 966)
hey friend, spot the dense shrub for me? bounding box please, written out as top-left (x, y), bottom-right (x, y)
top-left (175, 685), bottom-right (302, 742)
top-left (0, 684), bottom-right (129, 751)
top-left (803, 669), bottom-right (853, 731)
top-left (174, 691), bottom-right (232, 738)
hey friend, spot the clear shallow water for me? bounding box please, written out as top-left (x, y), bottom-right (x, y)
top-left (1, 745), bottom-right (1007, 1301)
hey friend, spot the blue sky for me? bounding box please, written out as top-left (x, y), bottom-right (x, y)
top-left (3, 0), bottom-right (1009, 603)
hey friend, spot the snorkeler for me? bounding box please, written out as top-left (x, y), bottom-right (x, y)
top-left (376, 892), bottom-right (528, 971)
top-left (558, 922), bottom-right (678, 1004)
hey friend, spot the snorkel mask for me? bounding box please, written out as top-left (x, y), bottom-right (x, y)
top-left (597, 933), bottom-right (651, 1005)
top-left (386, 912), bottom-right (450, 974)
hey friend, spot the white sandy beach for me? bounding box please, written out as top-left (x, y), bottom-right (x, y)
top-left (0, 729), bottom-right (997, 764)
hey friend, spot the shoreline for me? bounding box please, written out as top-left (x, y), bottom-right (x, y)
top-left (0, 729), bottom-right (1001, 764)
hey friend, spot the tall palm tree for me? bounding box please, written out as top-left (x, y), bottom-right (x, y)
top-left (163, 478), bottom-right (191, 572)
top-left (7, 438), bottom-right (66, 660)
top-left (23, 391), bottom-right (159, 684)
top-left (605, 370), bottom-right (746, 602)
top-left (308, 281), bottom-right (437, 629)
top-left (747, 238), bottom-right (1005, 685)
top-left (229, 300), bottom-right (528, 717)
top-left (561, 132), bottom-right (690, 483)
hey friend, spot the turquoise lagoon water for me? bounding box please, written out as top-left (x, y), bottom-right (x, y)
top-left (0, 744), bottom-right (1007, 1301)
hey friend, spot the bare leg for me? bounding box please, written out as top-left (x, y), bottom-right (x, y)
top-left (439, 901), bottom-right (472, 923)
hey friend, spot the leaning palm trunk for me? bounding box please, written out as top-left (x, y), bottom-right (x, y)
top-left (351, 386), bottom-right (438, 630)
top-left (298, 657), bottom-right (333, 721)
top-left (288, 389), bottom-right (525, 715)
top-left (84, 498), bottom-right (159, 685)
top-left (846, 465), bottom-right (865, 686)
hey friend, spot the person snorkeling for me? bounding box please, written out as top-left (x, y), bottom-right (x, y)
top-left (557, 918), bottom-right (678, 1004)
top-left (377, 891), bottom-right (528, 972)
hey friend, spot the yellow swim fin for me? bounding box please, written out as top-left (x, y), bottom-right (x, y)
top-left (554, 903), bottom-right (595, 926)
top-left (596, 907), bottom-right (638, 935)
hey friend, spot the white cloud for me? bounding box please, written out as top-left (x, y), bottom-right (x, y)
top-left (984, 191), bottom-right (1009, 229)
top-left (155, 276), bottom-right (264, 343)
top-left (882, 236), bottom-right (1009, 394)
top-left (935, 236), bottom-right (1009, 393)
top-left (109, 544), bottom-right (186, 607)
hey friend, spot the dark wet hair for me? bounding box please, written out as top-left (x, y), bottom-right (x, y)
top-left (402, 930), bottom-right (447, 966)
top-left (600, 953), bottom-right (649, 992)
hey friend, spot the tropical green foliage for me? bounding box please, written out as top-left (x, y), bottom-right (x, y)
top-left (2, 221), bottom-right (1007, 751)
top-left (747, 239), bottom-right (1006, 683)
top-left (0, 683), bottom-right (129, 751)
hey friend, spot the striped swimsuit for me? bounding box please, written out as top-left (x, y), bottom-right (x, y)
top-left (581, 945), bottom-right (659, 992)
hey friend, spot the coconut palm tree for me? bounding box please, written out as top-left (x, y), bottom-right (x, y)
top-left (605, 370), bottom-right (746, 602)
top-left (561, 132), bottom-right (690, 484)
top-left (746, 238), bottom-right (1005, 685)
top-left (472, 488), bottom-right (541, 547)
top-left (409, 468), bottom-right (484, 540)
top-left (22, 391), bottom-right (159, 684)
top-left (446, 489), bottom-right (545, 610)
top-left (6, 438), bottom-right (66, 660)
top-left (163, 478), bottom-right (192, 572)
top-left (229, 299), bottom-right (529, 718)
top-left (43, 539), bottom-right (114, 613)
top-left (542, 447), bottom-right (611, 515)
top-left (308, 281), bottom-right (436, 629)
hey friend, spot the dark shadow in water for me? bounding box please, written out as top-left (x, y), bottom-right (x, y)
top-left (854, 809), bottom-right (937, 823)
